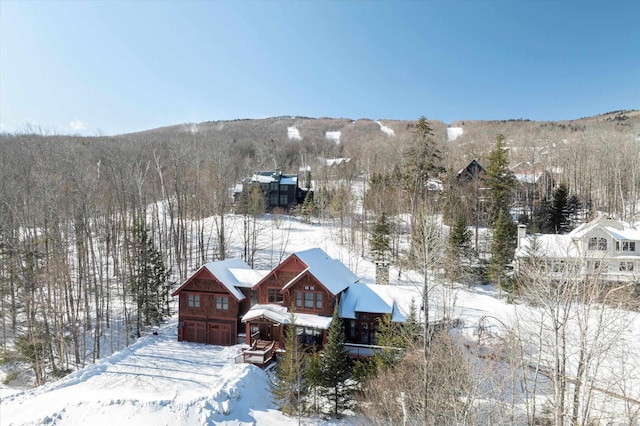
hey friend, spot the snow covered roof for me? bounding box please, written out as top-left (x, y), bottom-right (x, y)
top-left (340, 284), bottom-right (393, 319)
top-left (515, 234), bottom-right (579, 259)
top-left (280, 176), bottom-right (297, 185)
top-left (516, 215), bottom-right (640, 260)
top-left (241, 304), bottom-right (333, 329)
top-left (202, 259), bottom-right (254, 301)
top-left (570, 215), bottom-right (640, 241)
top-left (514, 171), bottom-right (543, 184)
top-left (228, 268), bottom-right (270, 288)
top-left (292, 248), bottom-right (360, 295)
top-left (174, 259), bottom-right (267, 301)
top-left (339, 283), bottom-right (414, 323)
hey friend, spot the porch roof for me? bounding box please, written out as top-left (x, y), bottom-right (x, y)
top-left (241, 304), bottom-right (333, 330)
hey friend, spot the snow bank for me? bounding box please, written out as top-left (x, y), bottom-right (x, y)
top-left (0, 319), bottom-right (298, 426)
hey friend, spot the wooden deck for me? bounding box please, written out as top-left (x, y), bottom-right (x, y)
top-left (236, 340), bottom-right (279, 368)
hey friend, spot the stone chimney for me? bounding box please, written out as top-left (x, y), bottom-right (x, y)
top-left (517, 224), bottom-right (527, 249)
top-left (375, 261), bottom-right (389, 285)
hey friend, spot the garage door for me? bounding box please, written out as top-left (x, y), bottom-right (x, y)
top-left (208, 323), bottom-right (232, 345)
top-left (183, 321), bottom-right (206, 343)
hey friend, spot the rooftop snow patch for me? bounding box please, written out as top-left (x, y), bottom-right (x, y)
top-left (325, 131), bottom-right (341, 144)
top-left (287, 126), bottom-right (302, 140)
top-left (447, 127), bottom-right (464, 141)
top-left (376, 121), bottom-right (395, 137)
top-left (242, 304), bottom-right (333, 329)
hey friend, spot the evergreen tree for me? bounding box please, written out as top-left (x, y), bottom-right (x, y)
top-left (485, 134), bottom-right (515, 224)
top-left (321, 304), bottom-right (352, 418)
top-left (488, 210), bottom-right (517, 291)
top-left (400, 298), bottom-right (421, 345)
top-left (130, 222), bottom-right (170, 337)
top-left (372, 314), bottom-right (404, 369)
top-left (273, 311), bottom-right (306, 419)
top-left (304, 350), bottom-right (323, 415)
top-left (369, 213), bottom-right (390, 262)
top-left (546, 182), bottom-right (570, 233)
top-left (402, 117), bottom-right (444, 234)
top-left (446, 214), bottom-right (473, 282)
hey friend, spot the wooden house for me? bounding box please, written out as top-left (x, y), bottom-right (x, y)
top-left (173, 248), bottom-right (417, 365)
top-left (171, 259), bottom-right (268, 345)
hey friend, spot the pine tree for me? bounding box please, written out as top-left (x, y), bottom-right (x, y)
top-left (130, 222), bottom-right (170, 337)
top-left (402, 116), bottom-right (444, 234)
top-left (321, 304), bottom-right (352, 418)
top-left (546, 182), bottom-right (569, 233)
top-left (304, 350), bottom-right (323, 415)
top-left (485, 134), bottom-right (515, 224)
top-left (488, 210), bottom-right (517, 291)
top-left (446, 214), bottom-right (473, 282)
top-left (273, 311), bottom-right (306, 418)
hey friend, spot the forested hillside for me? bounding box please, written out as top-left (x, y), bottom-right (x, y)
top-left (0, 110), bottom-right (638, 387)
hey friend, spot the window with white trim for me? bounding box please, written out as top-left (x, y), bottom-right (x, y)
top-left (619, 261), bottom-right (634, 272)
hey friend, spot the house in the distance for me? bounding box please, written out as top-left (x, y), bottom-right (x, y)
top-left (514, 215), bottom-right (640, 283)
top-left (173, 248), bottom-right (418, 366)
top-left (233, 170), bottom-right (311, 211)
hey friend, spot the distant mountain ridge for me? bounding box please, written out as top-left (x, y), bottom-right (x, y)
top-left (122, 110), bottom-right (640, 151)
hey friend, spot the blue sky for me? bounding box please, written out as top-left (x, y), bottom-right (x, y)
top-left (1, 0), bottom-right (638, 136)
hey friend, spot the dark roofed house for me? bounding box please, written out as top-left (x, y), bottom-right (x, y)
top-left (234, 170), bottom-right (311, 211)
top-left (456, 159), bottom-right (486, 182)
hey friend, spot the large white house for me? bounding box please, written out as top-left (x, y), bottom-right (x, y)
top-left (514, 215), bottom-right (640, 283)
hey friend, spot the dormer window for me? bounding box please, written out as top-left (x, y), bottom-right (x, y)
top-left (588, 237), bottom-right (607, 251)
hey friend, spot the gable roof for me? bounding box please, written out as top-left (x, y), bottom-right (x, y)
top-left (172, 258), bottom-right (267, 301)
top-left (515, 215), bottom-right (640, 259)
top-left (570, 215), bottom-right (640, 241)
top-left (291, 248), bottom-right (360, 295)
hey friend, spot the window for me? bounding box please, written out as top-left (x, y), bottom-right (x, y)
top-left (587, 260), bottom-right (609, 273)
top-left (279, 194), bottom-right (288, 206)
top-left (187, 294), bottom-right (200, 308)
top-left (269, 195), bottom-right (278, 206)
top-left (304, 292), bottom-right (314, 308)
top-left (270, 182), bottom-right (278, 191)
top-left (216, 296), bottom-right (229, 310)
top-left (268, 288), bottom-right (283, 304)
top-left (623, 241), bottom-right (636, 252)
top-left (588, 237), bottom-right (607, 250)
top-left (295, 289), bottom-right (323, 310)
top-left (620, 261), bottom-right (634, 272)
top-left (360, 322), bottom-right (369, 343)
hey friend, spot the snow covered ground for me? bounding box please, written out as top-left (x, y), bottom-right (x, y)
top-left (1, 214), bottom-right (639, 424)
